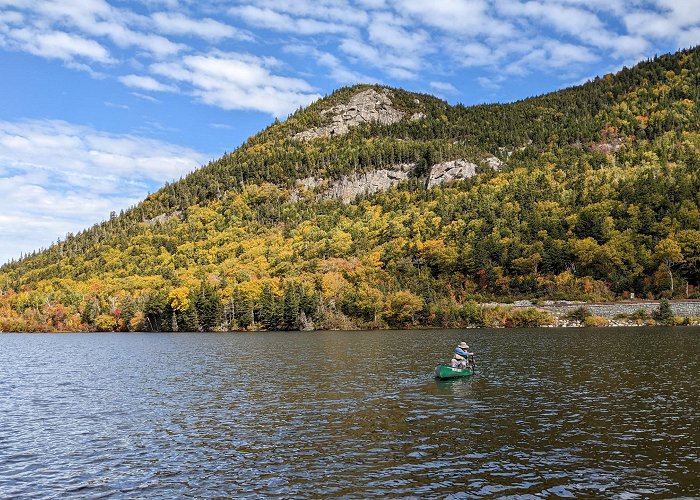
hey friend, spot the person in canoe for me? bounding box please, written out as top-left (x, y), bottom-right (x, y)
top-left (454, 342), bottom-right (474, 368)
top-left (451, 354), bottom-right (467, 369)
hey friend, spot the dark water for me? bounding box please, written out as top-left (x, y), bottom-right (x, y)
top-left (1, 328), bottom-right (698, 498)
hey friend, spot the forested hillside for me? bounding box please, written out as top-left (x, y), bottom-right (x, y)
top-left (2, 47), bottom-right (700, 332)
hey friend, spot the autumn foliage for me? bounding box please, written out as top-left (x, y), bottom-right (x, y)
top-left (2, 48), bottom-right (700, 331)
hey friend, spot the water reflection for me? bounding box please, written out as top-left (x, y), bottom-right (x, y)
top-left (0, 328), bottom-right (698, 498)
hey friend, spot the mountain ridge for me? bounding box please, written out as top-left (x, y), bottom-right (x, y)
top-left (2, 46), bottom-right (700, 331)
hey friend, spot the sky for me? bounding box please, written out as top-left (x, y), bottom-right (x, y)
top-left (1, 0), bottom-right (700, 265)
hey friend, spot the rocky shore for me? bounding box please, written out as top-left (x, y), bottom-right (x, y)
top-left (491, 300), bottom-right (700, 328)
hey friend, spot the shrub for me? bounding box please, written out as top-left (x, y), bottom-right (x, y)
top-left (629, 308), bottom-right (648, 320)
top-left (510, 308), bottom-right (555, 327)
top-left (584, 315), bottom-right (608, 327)
top-left (460, 300), bottom-right (485, 327)
top-left (482, 306), bottom-right (554, 328)
top-left (482, 305), bottom-right (509, 328)
top-left (652, 299), bottom-right (674, 325)
top-left (566, 306), bottom-right (592, 322)
top-left (672, 316), bottom-right (690, 326)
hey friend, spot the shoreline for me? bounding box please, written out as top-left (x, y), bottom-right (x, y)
top-left (4, 321), bottom-right (700, 334)
top-left (3, 300), bottom-right (700, 333)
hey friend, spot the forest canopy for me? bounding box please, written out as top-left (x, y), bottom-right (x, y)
top-left (2, 47), bottom-right (700, 332)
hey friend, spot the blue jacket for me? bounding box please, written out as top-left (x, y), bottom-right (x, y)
top-left (454, 346), bottom-right (471, 358)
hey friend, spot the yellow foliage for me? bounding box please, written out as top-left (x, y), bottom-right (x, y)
top-left (238, 279), bottom-right (264, 302)
top-left (584, 315), bottom-right (609, 327)
top-left (129, 311), bottom-right (145, 331)
top-left (168, 286), bottom-right (191, 311)
top-left (322, 272), bottom-right (350, 304)
top-left (94, 314), bottom-right (116, 332)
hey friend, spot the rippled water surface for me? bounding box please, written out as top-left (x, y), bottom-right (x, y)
top-left (1, 328), bottom-right (699, 498)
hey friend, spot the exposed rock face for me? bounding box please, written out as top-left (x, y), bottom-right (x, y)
top-left (296, 164), bottom-right (414, 203)
top-left (293, 89), bottom-right (405, 141)
top-left (143, 211), bottom-right (182, 226)
top-left (484, 155), bottom-right (503, 170)
top-left (294, 156), bottom-right (502, 204)
top-left (591, 138), bottom-right (624, 153)
top-left (427, 159), bottom-right (479, 188)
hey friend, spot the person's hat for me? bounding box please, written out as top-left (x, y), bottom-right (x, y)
top-left (459, 342), bottom-right (469, 349)
top-left (454, 354), bottom-right (464, 360)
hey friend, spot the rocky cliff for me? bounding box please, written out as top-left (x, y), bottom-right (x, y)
top-left (294, 156), bottom-right (501, 203)
top-left (295, 164), bottom-right (413, 203)
top-left (292, 88), bottom-right (407, 141)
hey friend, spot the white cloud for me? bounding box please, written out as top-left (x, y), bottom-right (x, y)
top-left (495, 0), bottom-right (649, 59)
top-left (151, 51), bottom-right (321, 117)
top-left (368, 12), bottom-right (430, 54)
top-left (625, 13), bottom-right (676, 39)
top-left (284, 44), bottom-right (377, 84)
top-left (130, 92), bottom-right (159, 102)
top-left (625, 2), bottom-right (700, 49)
top-left (4, 0), bottom-right (692, 111)
top-left (3, 28), bottom-right (114, 63)
top-left (0, 10), bottom-right (23, 24)
top-left (0, 119), bottom-right (205, 189)
top-left (654, 0), bottom-right (700, 27)
top-left (477, 74), bottom-right (507, 90)
top-left (12, 0), bottom-right (185, 58)
top-left (119, 74), bottom-right (177, 92)
top-left (497, 0), bottom-right (604, 35)
top-left (677, 26), bottom-right (700, 48)
top-left (0, 211), bottom-right (103, 264)
top-left (151, 11), bottom-right (249, 41)
top-left (234, 0), bottom-right (370, 26)
top-left (396, 0), bottom-right (514, 38)
top-left (455, 42), bottom-right (498, 67)
top-left (356, 0), bottom-right (386, 8)
top-left (340, 37), bottom-right (422, 79)
top-left (235, 6), bottom-right (356, 35)
top-left (430, 81), bottom-right (459, 93)
top-left (505, 40), bottom-right (598, 75)
top-left (554, 0), bottom-right (631, 16)
top-left (0, 118), bottom-right (208, 264)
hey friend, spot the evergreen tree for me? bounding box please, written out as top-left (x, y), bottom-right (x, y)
top-left (196, 282), bottom-right (222, 330)
top-left (653, 299), bottom-right (674, 325)
top-left (238, 295), bottom-right (253, 329)
top-left (259, 283), bottom-right (279, 330)
top-left (282, 282), bottom-right (301, 330)
top-left (80, 298), bottom-right (98, 327)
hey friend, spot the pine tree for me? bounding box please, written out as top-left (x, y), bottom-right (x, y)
top-left (282, 282), bottom-right (301, 330)
top-left (196, 282), bottom-right (222, 330)
top-left (653, 299), bottom-right (674, 325)
top-left (238, 295), bottom-right (253, 328)
top-left (259, 283), bottom-right (279, 330)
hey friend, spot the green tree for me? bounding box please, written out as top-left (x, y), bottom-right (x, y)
top-left (282, 282), bottom-right (301, 330)
top-left (196, 282), bottom-right (222, 330)
top-left (259, 283), bottom-right (279, 330)
top-left (653, 298), bottom-right (674, 325)
top-left (655, 237), bottom-right (684, 294)
top-left (383, 290), bottom-right (424, 327)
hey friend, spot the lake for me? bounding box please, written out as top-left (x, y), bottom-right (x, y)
top-left (1, 328), bottom-right (698, 498)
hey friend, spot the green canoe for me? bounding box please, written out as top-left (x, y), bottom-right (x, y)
top-left (434, 364), bottom-right (474, 380)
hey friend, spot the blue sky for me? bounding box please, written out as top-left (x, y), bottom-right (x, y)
top-left (1, 0), bottom-right (699, 264)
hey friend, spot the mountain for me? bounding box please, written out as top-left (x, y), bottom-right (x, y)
top-left (2, 47), bottom-right (700, 332)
